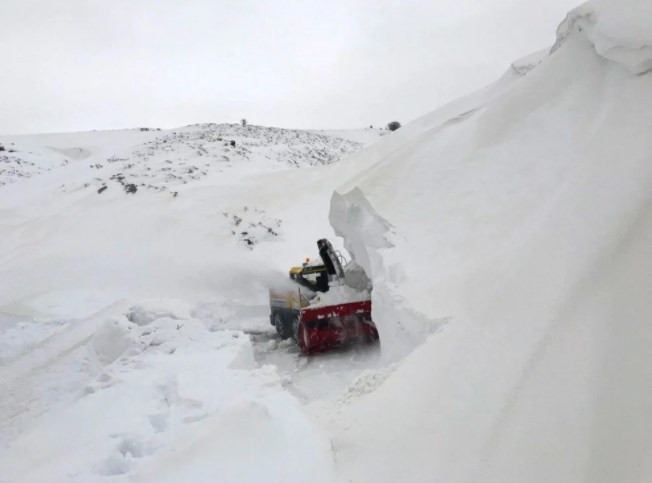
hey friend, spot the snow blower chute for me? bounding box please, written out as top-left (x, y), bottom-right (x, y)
top-left (269, 239), bottom-right (378, 354)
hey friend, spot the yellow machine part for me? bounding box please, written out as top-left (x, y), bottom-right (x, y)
top-left (269, 264), bottom-right (326, 311)
top-left (269, 288), bottom-right (310, 311)
top-left (290, 265), bottom-right (327, 276)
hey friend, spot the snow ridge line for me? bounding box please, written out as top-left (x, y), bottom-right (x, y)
top-left (553, 2), bottom-right (652, 75)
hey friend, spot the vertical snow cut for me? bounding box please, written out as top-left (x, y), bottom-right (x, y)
top-left (327, 0), bottom-right (652, 481)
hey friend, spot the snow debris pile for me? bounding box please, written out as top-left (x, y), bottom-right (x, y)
top-left (338, 365), bottom-right (396, 405)
top-left (0, 299), bottom-right (337, 483)
top-left (309, 260), bottom-right (372, 308)
top-left (328, 0), bottom-right (652, 481)
top-left (89, 316), bottom-right (138, 365)
top-left (126, 298), bottom-right (193, 326)
top-left (309, 284), bottom-right (369, 308)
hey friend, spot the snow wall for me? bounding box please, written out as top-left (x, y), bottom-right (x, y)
top-left (329, 0), bottom-right (652, 481)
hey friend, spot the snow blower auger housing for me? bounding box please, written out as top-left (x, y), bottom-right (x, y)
top-left (269, 239), bottom-right (378, 354)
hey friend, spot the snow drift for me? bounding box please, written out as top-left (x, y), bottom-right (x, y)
top-left (329, 0), bottom-right (652, 481)
top-left (554, 0), bottom-right (652, 75)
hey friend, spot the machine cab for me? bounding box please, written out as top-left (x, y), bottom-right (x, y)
top-left (289, 264), bottom-right (330, 293)
top-left (289, 238), bottom-right (345, 294)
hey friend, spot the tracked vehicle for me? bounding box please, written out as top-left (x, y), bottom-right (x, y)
top-left (269, 239), bottom-right (378, 354)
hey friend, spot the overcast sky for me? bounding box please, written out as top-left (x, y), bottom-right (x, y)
top-left (0, 0), bottom-right (580, 135)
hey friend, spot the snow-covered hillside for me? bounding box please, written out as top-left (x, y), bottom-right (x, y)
top-left (0, 124), bottom-right (385, 310)
top-left (0, 123), bottom-right (379, 189)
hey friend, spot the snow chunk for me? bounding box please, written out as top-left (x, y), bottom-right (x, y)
top-left (343, 260), bottom-right (372, 292)
top-left (309, 285), bottom-right (370, 308)
top-left (127, 299), bottom-right (192, 326)
top-left (340, 366), bottom-right (396, 405)
top-left (90, 317), bottom-right (137, 365)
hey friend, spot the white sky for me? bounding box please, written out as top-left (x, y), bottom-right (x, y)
top-left (0, 0), bottom-right (580, 135)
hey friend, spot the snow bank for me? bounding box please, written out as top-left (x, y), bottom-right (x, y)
top-left (554, 0), bottom-right (652, 74)
top-left (328, 1), bottom-right (652, 481)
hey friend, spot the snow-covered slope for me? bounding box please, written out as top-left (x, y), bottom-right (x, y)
top-left (0, 124), bottom-right (383, 314)
top-left (0, 123), bottom-right (374, 189)
top-left (328, 1), bottom-right (652, 481)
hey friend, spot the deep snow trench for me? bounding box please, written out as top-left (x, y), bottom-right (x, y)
top-left (0, 297), bottom-right (386, 482)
